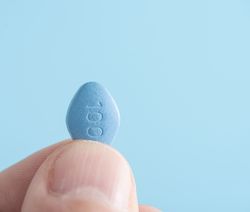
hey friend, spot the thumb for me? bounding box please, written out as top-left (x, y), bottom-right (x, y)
top-left (21, 141), bottom-right (138, 212)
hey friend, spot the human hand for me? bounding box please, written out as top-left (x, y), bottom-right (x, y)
top-left (0, 140), bottom-right (160, 212)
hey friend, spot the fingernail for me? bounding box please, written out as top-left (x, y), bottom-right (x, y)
top-left (49, 142), bottom-right (132, 210)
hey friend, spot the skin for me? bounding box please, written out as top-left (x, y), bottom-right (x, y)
top-left (0, 140), bottom-right (161, 212)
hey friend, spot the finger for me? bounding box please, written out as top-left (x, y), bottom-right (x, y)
top-left (139, 205), bottom-right (162, 212)
top-left (22, 141), bottom-right (139, 212)
top-left (0, 140), bottom-right (71, 212)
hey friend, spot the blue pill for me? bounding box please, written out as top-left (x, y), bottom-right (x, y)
top-left (66, 82), bottom-right (120, 144)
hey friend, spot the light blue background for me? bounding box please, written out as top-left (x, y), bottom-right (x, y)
top-left (1, 0), bottom-right (250, 211)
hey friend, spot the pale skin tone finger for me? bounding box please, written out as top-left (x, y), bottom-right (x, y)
top-left (21, 141), bottom-right (139, 211)
top-left (0, 140), bottom-right (160, 212)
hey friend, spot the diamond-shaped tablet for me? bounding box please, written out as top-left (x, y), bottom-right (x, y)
top-left (66, 82), bottom-right (120, 144)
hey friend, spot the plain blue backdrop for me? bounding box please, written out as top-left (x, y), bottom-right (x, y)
top-left (1, 0), bottom-right (250, 211)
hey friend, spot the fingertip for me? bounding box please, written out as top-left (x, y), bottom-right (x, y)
top-left (22, 141), bottom-right (139, 212)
